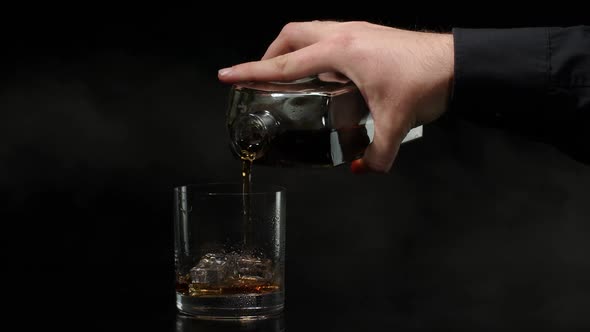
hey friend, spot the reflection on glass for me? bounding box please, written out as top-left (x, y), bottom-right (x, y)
top-left (175, 313), bottom-right (285, 332)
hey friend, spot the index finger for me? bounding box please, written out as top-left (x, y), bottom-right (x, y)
top-left (219, 42), bottom-right (338, 83)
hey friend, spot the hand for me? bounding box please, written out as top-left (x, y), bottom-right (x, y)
top-left (218, 21), bottom-right (454, 173)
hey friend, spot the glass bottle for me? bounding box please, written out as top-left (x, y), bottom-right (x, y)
top-left (226, 74), bottom-right (422, 167)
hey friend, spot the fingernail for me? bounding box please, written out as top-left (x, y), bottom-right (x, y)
top-left (218, 67), bottom-right (233, 77)
top-left (350, 159), bottom-right (368, 174)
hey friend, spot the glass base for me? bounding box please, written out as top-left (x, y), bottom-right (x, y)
top-left (176, 292), bottom-right (284, 320)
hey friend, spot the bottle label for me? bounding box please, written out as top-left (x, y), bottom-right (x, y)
top-left (362, 114), bottom-right (423, 144)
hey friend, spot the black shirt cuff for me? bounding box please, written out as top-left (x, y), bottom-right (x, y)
top-left (450, 27), bottom-right (549, 125)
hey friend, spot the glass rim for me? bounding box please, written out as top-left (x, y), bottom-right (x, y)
top-left (173, 182), bottom-right (286, 196)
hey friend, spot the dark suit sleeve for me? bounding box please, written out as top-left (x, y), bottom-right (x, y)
top-left (449, 26), bottom-right (590, 163)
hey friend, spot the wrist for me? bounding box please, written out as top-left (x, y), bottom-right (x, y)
top-left (440, 33), bottom-right (455, 113)
top-left (417, 32), bottom-right (455, 123)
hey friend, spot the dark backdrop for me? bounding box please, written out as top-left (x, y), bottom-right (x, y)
top-left (2, 4), bottom-right (590, 330)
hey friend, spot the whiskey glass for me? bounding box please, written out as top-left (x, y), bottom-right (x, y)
top-left (173, 183), bottom-right (286, 320)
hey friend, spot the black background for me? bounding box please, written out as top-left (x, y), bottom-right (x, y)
top-left (2, 4), bottom-right (590, 330)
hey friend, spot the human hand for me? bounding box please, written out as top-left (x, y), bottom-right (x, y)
top-left (218, 21), bottom-right (454, 173)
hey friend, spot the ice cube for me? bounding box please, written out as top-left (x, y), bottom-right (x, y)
top-left (237, 255), bottom-right (273, 284)
top-left (190, 253), bottom-right (229, 286)
top-left (189, 251), bottom-right (275, 289)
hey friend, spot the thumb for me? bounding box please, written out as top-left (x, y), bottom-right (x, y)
top-left (351, 114), bottom-right (409, 174)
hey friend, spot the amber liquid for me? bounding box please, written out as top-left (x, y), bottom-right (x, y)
top-left (181, 282), bottom-right (279, 296)
top-left (240, 147), bottom-right (258, 248)
top-left (241, 158), bottom-right (253, 247)
top-left (254, 127), bottom-right (370, 167)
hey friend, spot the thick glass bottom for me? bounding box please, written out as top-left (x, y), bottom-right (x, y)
top-left (176, 292), bottom-right (284, 321)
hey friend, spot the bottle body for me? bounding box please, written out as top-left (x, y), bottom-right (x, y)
top-left (226, 75), bottom-right (422, 167)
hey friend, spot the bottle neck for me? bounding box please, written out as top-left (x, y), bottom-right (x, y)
top-left (230, 110), bottom-right (278, 161)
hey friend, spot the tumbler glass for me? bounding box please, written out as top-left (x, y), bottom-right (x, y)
top-left (174, 183), bottom-right (286, 320)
